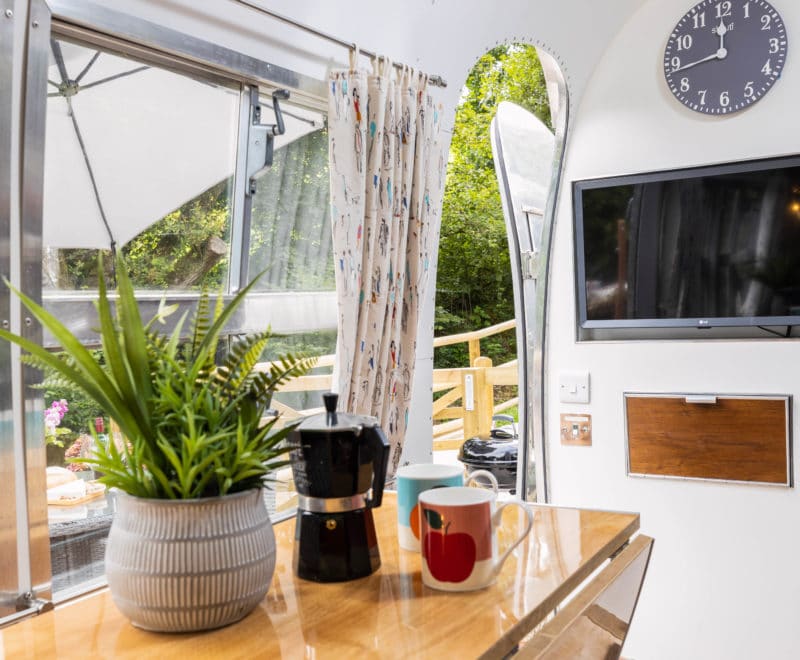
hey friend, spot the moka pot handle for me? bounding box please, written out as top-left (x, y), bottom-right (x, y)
top-left (364, 425), bottom-right (390, 508)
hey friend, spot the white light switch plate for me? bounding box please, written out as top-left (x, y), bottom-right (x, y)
top-left (558, 370), bottom-right (590, 404)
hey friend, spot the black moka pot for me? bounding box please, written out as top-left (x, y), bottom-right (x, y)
top-left (288, 392), bottom-right (390, 582)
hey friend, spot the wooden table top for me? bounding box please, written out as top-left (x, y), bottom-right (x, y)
top-left (1, 493), bottom-right (638, 659)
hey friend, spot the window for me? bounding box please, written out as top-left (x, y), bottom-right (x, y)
top-left (41, 37), bottom-right (242, 597)
top-left (0, 6), bottom-right (335, 619)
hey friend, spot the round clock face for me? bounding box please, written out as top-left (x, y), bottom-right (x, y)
top-left (664, 0), bottom-right (788, 114)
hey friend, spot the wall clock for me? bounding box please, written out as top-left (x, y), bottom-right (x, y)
top-left (663, 0), bottom-right (788, 114)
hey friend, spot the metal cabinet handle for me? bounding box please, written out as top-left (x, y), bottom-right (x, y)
top-left (684, 395), bottom-right (718, 404)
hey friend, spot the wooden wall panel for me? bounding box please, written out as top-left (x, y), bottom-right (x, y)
top-left (625, 395), bottom-right (790, 485)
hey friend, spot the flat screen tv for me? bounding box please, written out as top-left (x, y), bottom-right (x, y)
top-left (573, 157), bottom-right (800, 339)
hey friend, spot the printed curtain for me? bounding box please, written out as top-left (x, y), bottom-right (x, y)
top-left (328, 56), bottom-right (444, 477)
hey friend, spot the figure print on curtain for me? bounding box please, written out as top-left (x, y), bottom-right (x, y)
top-left (329, 59), bottom-right (444, 479)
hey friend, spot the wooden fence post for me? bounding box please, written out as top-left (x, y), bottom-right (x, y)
top-left (462, 356), bottom-right (494, 440)
top-left (469, 338), bottom-right (481, 368)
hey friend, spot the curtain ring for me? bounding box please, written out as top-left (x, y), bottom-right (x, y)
top-left (349, 45), bottom-right (359, 72)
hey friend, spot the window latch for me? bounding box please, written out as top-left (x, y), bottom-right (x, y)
top-left (246, 87), bottom-right (290, 195)
top-left (16, 591), bottom-right (53, 614)
top-left (521, 250), bottom-right (538, 281)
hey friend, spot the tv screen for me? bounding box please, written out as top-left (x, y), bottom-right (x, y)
top-left (574, 157), bottom-right (800, 337)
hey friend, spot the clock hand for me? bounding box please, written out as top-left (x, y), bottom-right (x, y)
top-left (672, 52), bottom-right (720, 72)
top-left (713, 19), bottom-right (729, 59)
top-left (716, 19), bottom-right (728, 51)
top-left (671, 19), bottom-right (731, 73)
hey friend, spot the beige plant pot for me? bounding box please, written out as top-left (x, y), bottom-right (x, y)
top-left (105, 488), bottom-right (275, 632)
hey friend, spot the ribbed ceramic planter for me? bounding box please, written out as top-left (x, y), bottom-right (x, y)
top-left (106, 488), bottom-right (275, 632)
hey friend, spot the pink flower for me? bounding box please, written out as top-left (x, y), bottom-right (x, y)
top-left (44, 399), bottom-right (69, 432)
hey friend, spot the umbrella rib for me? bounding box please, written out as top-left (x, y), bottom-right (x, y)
top-left (50, 39), bottom-right (70, 84)
top-left (75, 51), bottom-right (102, 83)
top-left (64, 96), bottom-right (117, 253)
top-left (79, 66), bottom-right (150, 91)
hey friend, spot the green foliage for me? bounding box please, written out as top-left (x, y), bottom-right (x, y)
top-left (54, 130), bottom-right (333, 294)
top-left (53, 180), bottom-right (231, 291)
top-left (436, 44), bottom-right (550, 368)
top-left (0, 255), bottom-right (315, 499)
top-left (122, 180), bottom-right (231, 289)
top-left (42, 353), bottom-right (107, 436)
top-left (248, 129), bottom-right (334, 291)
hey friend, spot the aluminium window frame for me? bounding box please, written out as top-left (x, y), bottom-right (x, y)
top-left (2, 0), bottom-right (328, 624)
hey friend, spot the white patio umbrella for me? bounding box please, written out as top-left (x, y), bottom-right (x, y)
top-left (44, 39), bottom-right (323, 250)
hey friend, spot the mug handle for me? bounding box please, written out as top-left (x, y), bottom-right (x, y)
top-left (465, 469), bottom-right (499, 493)
top-left (490, 500), bottom-right (534, 578)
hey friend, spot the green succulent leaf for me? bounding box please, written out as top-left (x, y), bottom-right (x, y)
top-left (0, 255), bottom-right (316, 499)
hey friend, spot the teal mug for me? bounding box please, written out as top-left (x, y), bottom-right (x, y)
top-left (396, 463), bottom-right (498, 551)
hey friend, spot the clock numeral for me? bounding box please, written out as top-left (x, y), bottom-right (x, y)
top-left (769, 38), bottom-right (780, 53)
top-left (761, 59), bottom-right (773, 75)
top-left (676, 35), bottom-right (693, 51)
top-left (744, 81), bottom-right (754, 97)
top-left (698, 89), bottom-right (707, 105)
top-left (719, 90), bottom-right (730, 107)
top-left (743, 1), bottom-right (750, 19)
top-left (671, 56), bottom-right (681, 70)
top-left (715, 1), bottom-right (731, 18)
top-left (693, 11), bottom-right (706, 28)
top-left (761, 14), bottom-right (772, 30)
top-left (680, 77), bottom-right (690, 92)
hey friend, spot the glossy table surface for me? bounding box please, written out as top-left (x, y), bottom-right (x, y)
top-left (1, 493), bottom-right (639, 659)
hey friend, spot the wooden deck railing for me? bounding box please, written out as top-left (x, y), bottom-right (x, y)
top-left (431, 320), bottom-right (518, 449)
top-left (262, 319), bottom-right (519, 449)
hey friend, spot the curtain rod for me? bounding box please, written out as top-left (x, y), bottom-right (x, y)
top-left (232, 0), bottom-right (447, 88)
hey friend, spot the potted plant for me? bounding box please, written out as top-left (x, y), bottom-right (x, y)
top-left (0, 255), bottom-right (313, 632)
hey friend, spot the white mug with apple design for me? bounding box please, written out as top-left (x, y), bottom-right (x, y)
top-left (418, 486), bottom-right (533, 591)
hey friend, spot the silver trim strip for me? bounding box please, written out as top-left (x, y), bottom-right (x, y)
top-left (21, 0), bottom-right (53, 604)
top-left (232, 0), bottom-right (447, 88)
top-left (228, 86), bottom-right (254, 293)
top-left (530, 50), bottom-right (570, 504)
top-left (0, 0), bottom-right (20, 619)
top-left (0, 606), bottom-right (38, 630)
top-left (48, 0), bottom-right (327, 111)
top-left (297, 493), bottom-right (369, 513)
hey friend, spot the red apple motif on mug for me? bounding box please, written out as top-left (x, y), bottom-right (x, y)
top-left (422, 508), bottom-right (476, 582)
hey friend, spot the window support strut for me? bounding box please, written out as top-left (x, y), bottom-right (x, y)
top-left (245, 87), bottom-right (290, 196)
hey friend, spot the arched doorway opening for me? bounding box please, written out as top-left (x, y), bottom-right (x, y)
top-left (434, 43), bottom-right (567, 501)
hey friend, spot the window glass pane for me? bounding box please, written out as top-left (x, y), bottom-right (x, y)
top-left (41, 37), bottom-right (240, 598)
top-left (248, 124), bottom-right (333, 291)
top-left (246, 110), bottom-right (335, 410)
top-left (246, 111), bottom-right (334, 515)
top-left (42, 39), bottom-right (239, 294)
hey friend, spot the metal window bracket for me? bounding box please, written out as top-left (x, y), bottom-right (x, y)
top-left (245, 86), bottom-right (290, 195)
top-left (16, 591), bottom-right (54, 614)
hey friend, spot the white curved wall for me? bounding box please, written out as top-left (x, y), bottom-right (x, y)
top-left (549, 1), bottom-right (800, 658)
